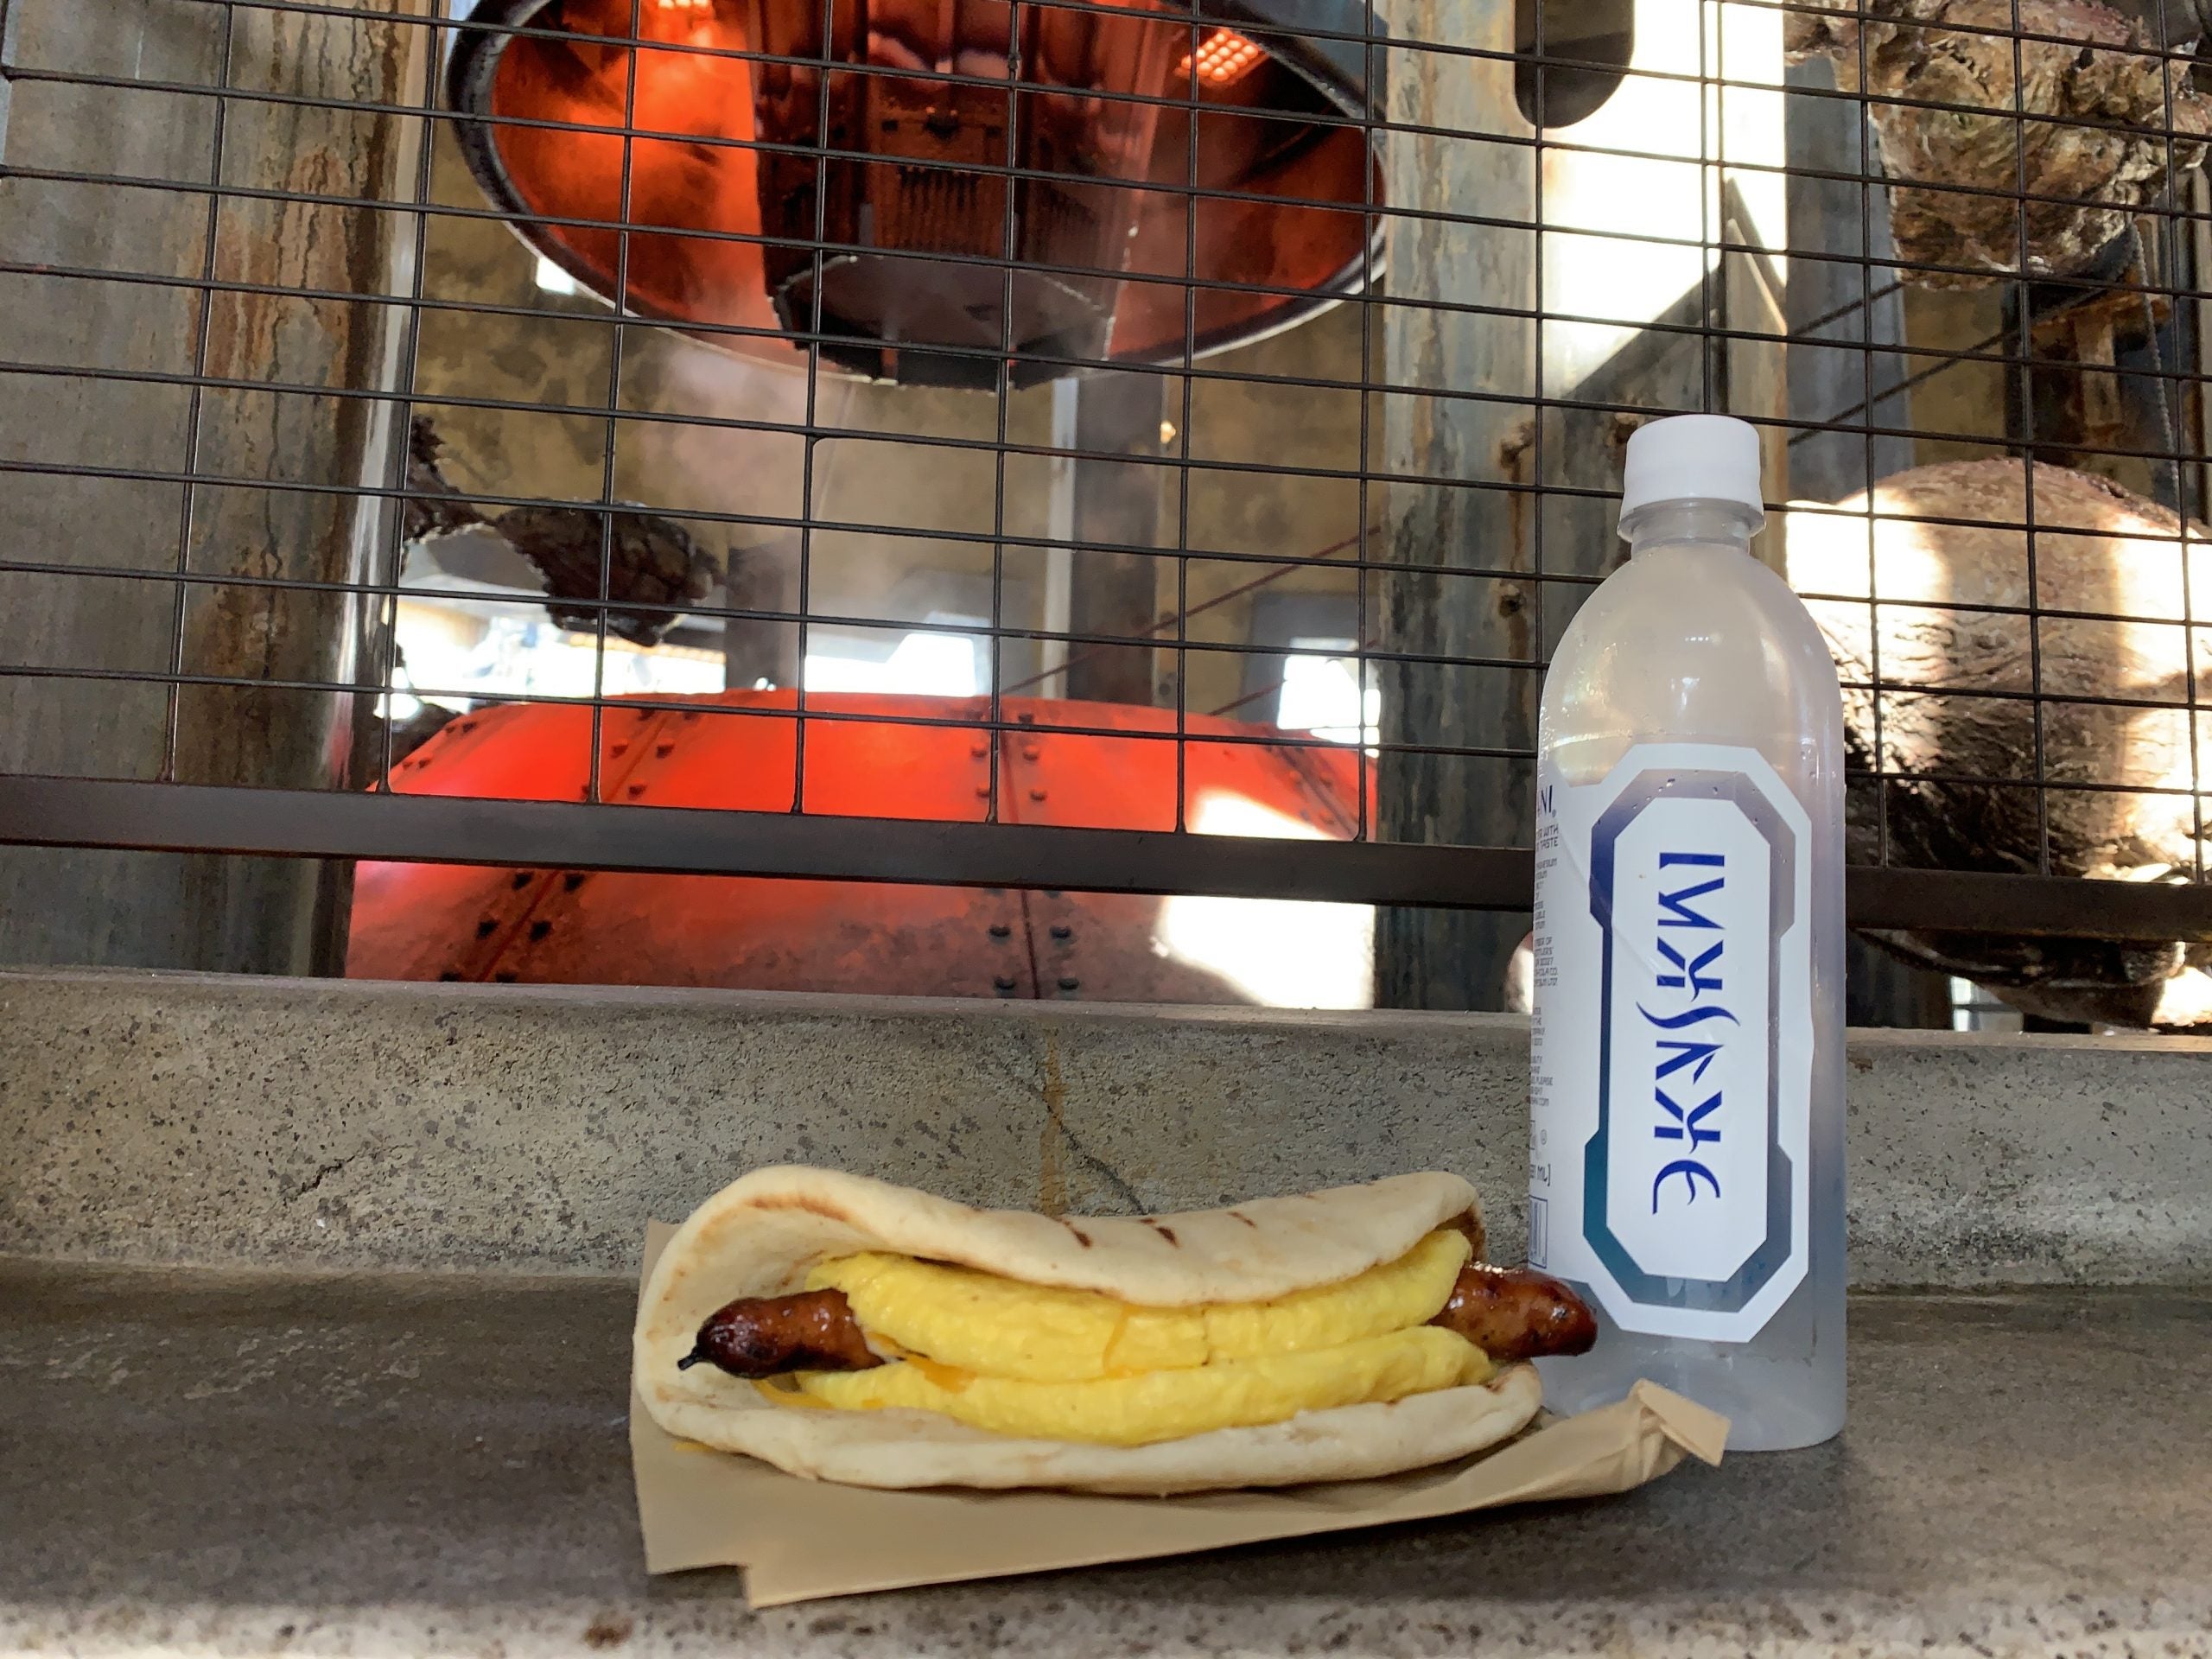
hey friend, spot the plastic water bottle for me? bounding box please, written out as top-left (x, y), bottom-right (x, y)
top-left (1527, 414), bottom-right (1846, 1451)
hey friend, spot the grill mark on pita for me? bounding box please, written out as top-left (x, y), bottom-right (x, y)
top-left (1140, 1218), bottom-right (1180, 1246)
top-left (1058, 1217), bottom-right (1094, 1247)
top-left (747, 1193), bottom-right (848, 1221)
top-left (1226, 1211), bottom-right (1257, 1228)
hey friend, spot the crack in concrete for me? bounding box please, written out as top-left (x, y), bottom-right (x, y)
top-left (1037, 1029), bottom-right (1144, 1216)
top-left (1059, 1127), bottom-right (1146, 1216)
top-left (288, 1146), bottom-right (381, 1203)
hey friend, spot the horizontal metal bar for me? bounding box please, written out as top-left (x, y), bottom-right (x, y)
top-left (10, 239), bottom-right (2209, 408)
top-left (91, 0), bottom-right (2212, 175)
top-left (11, 533), bottom-right (2212, 649)
top-left (0, 449), bottom-right (1581, 589)
top-left (8, 643), bottom-right (2208, 793)
top-left (0, 422), bottom-right (2200, 549)
top-left (1844, 866), bottom-right (2212, 944)
top-left (9, 646), bottom-right (2212, 741)
top-left (0, 665), bottom-right (1543, 764)
top-left (26, 92), bottom-right (2212, 311)
top-left (2, 775), bottom-right (2208, 941)
top-left (16, 302), bottom-right (2212, 451)
top-left (170, 0), bottom-right (2212, 90)
top-left (0, 775), bottom-right (1532, 909)
top-left (16, 140), bottom-right (2212, 314)
top-left (16, 48), bottom-right (2209, 240)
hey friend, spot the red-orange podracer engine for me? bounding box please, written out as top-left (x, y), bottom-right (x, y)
top-left (445, 0), bottom-right (1383, 385)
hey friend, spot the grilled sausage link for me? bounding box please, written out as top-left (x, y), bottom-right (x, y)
top-left (678, 1287), bottom-right (885, 1378)
top-left (1428, 1263), bottom-right (1598, 1362)
top-left (679, 1257), bottom-right (1599, 1381)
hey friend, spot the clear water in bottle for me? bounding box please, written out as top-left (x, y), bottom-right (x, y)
top-left (1528, 414), bottom-right (1847, 1452)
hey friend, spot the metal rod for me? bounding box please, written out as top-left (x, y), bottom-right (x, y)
top-left (2, 774), bottom-right (2207, 943)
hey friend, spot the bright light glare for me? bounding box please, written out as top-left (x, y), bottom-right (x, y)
top-left (534, 255), bottom-right (580, 297)
top-left (804, 631), bottom-right (981, 697)
top-left (394, 609), bottom-right (724, 707)
top-left (377, 660), bottom-right (425, 723)
top-left (1154, 791), bottom-right (1374, 1009)
top-left (1277, 642), bottom-right (1378, 746)
top-left (648, 0), bottom-right (715, 33)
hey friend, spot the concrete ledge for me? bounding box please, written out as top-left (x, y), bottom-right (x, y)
top-left (2, 969), bottom-right (2208, 1284)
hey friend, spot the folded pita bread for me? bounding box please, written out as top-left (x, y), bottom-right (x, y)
top-left (633, 1166), bottom-right (1545, 1494)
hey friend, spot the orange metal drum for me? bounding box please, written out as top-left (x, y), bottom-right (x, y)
top-left (346, 690), bottom-right (1370, 1004)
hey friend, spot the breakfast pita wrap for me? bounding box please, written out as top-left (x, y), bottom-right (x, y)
top-left (634, 1166), bottom-right (1554, 1495)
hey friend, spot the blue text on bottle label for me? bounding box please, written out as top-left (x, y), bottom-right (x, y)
top-left (1530, 744), bottom-right (1813, 1344)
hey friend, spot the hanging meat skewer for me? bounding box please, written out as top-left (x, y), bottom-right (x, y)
top-left (403, 416), bottom-right (721, 649)
top-left (1786, 0), bottom-right (2212, 288)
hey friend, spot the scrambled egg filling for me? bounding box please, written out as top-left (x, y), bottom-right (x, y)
top-left (773, 1228), bottom-right (1489, 1446)
top-left (794, 1325), bottom-right (1490, 1447)
top-left (807, 1228), bottom-right (1471, 1382)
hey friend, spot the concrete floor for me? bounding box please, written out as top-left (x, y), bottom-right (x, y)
top-left (1, 1258), bottom-right (2207, 1656)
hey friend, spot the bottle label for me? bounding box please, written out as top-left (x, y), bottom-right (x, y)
top-left (1529, 743), bottom-right (1812, 1344)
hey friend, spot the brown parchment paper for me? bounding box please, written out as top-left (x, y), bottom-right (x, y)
top-left (629, 1223), bottom-right (1728, 1607)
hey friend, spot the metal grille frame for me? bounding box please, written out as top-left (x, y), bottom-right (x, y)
top-left (5, 0), bottom-right (2212, 972)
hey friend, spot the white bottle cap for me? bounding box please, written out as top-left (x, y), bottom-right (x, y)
top-left (1619, 413), bottom-right (1766, 530)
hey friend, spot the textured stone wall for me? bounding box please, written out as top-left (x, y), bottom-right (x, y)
top-left (3, 969), bottom-right (2204, 1284)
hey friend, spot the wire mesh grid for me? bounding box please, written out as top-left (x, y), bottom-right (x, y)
top-left (7, 0), bottom-right (2212, 1013)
